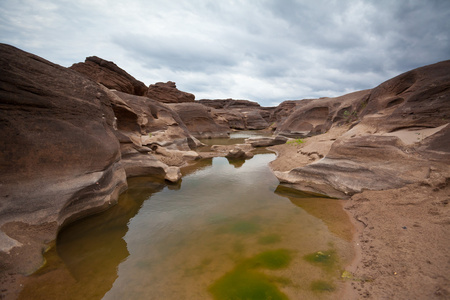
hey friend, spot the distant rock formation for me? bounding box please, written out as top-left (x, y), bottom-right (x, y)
top-left (70, 56), bottom-right (148, 96)
top-left (169, 102), bottom-right (230, 138)
top-left (147, 81), bottom-right (195, 103)
top-left (198, 98), bottom-right (261, 109)
top-left (198, 98), bottom-right (274, 130)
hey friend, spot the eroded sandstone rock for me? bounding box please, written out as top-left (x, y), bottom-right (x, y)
top-left (274, 61), bottom-right (450, 198)
top-left (275, 135), bottom-right (432, 198)
top-left (0, 44), bottom-right (127, 273)
top-left (70, 56), bottom-right (148, 96)
top-left (106, 90), bottom-right (204, 181)
top-left (276, 90), bottom-right (371, 137)
top-left (359, 60), bottom-right (450, 132)
top-left (245, 136), bottom-right (288, 147)
top-left (110, 90), bottom-right (200, 151)
top-left (198, 98), bottom-right (274, 130)
top-left (147, 81), bottom-right (195, 103)
top-left (225, 147), bottom-right (254, 160)
top-left (169, 102), bottom-right (230, 138)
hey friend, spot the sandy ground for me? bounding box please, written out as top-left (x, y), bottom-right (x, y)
top-left (269, 128), bottom-right (450, 299)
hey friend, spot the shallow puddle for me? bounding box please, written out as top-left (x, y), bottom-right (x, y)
top-left (19, 151), bottom-right (354, 300)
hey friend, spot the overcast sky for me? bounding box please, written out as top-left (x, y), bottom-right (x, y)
top-left (1, 0), bottom-right (449, 106)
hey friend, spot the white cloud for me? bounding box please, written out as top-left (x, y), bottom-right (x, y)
top-left (1, 0), bottom-right (449, 106)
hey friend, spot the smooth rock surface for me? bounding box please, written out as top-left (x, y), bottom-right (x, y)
top-left (274, 61), bottom-right (450, 198)
top-left (245, 136), bottom-right (288, 147)
top-left (169, 102), bottom-right (230, 138)
top-left (0, 44), bottom-right (127, 274)
top-left (276, 90), bottom-right (371, 137)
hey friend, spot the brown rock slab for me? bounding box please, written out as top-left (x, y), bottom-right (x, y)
top-left (245, 136), bottom-right (288, 147)
top-left (70, 56), bottom-right (148, 96)
top-left (0, 44), bottom-right (127, 274)
top-left (276, 90), bottom-right (371, 137)
top-left (169, 102), bottom-right (230, 138)
top-left (198, 98), bottom-right (274, 130)
top-left (146, 81), bottom-right (195, 103)
top-left (359, 60), bottom-right (450, 132)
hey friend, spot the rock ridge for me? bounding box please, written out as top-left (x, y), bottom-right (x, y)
top-left (70, 56), bottom-right (148, 96)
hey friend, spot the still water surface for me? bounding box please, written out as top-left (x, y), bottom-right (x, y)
top-left (20, 144), bottom-right (354, 299)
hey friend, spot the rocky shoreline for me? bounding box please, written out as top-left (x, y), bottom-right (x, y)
top-left (1, 43), bottom-right (449, 299)
top-left (269, 128), bottom-right (450, 299)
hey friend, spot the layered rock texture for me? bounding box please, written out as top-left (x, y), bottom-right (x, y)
top-left (274, 60), bottom-right (450, 198)
top-left (0, 44), bottom-right (128, 274)
top-left (198, 98), bottom-right (274, 130)
top-left (107, 90), bottom-right (198, 180)
top-left (147, 81), bottom-right (195, 103)
top-left (275, 90), bottom-right (371, 137)
top-left (70, 56), bottom-right (147, 96)
top-left (169, 102), bottom-right (229, 138)
top-left (0, 45), bottom-right (214, 279)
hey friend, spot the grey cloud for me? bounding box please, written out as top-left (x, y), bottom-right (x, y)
top-left (0, 0), bottom-right (449, 106)
top-left (113, 34), bottom-right (238, 72)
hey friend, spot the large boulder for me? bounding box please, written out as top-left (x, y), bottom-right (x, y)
top-left (146, 81), bottom-right (195, 103)
top-left (245, 136), bottom-right (288, 147)
top-left (169, 103), bottom-right (230, 138)
top-left (0, 44), bottom-right (127, 274)
top-left (70, 56), bottom-right (148, 96)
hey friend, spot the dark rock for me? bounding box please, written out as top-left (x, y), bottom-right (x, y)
top-left (271, 100), bottom-right (306, 128)
top-left (70, 56), bottom-right (147, 96)
top-left (418, 124), bottom-right (450, 163)
top-left (147, 81), bottom-right (195, 103)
